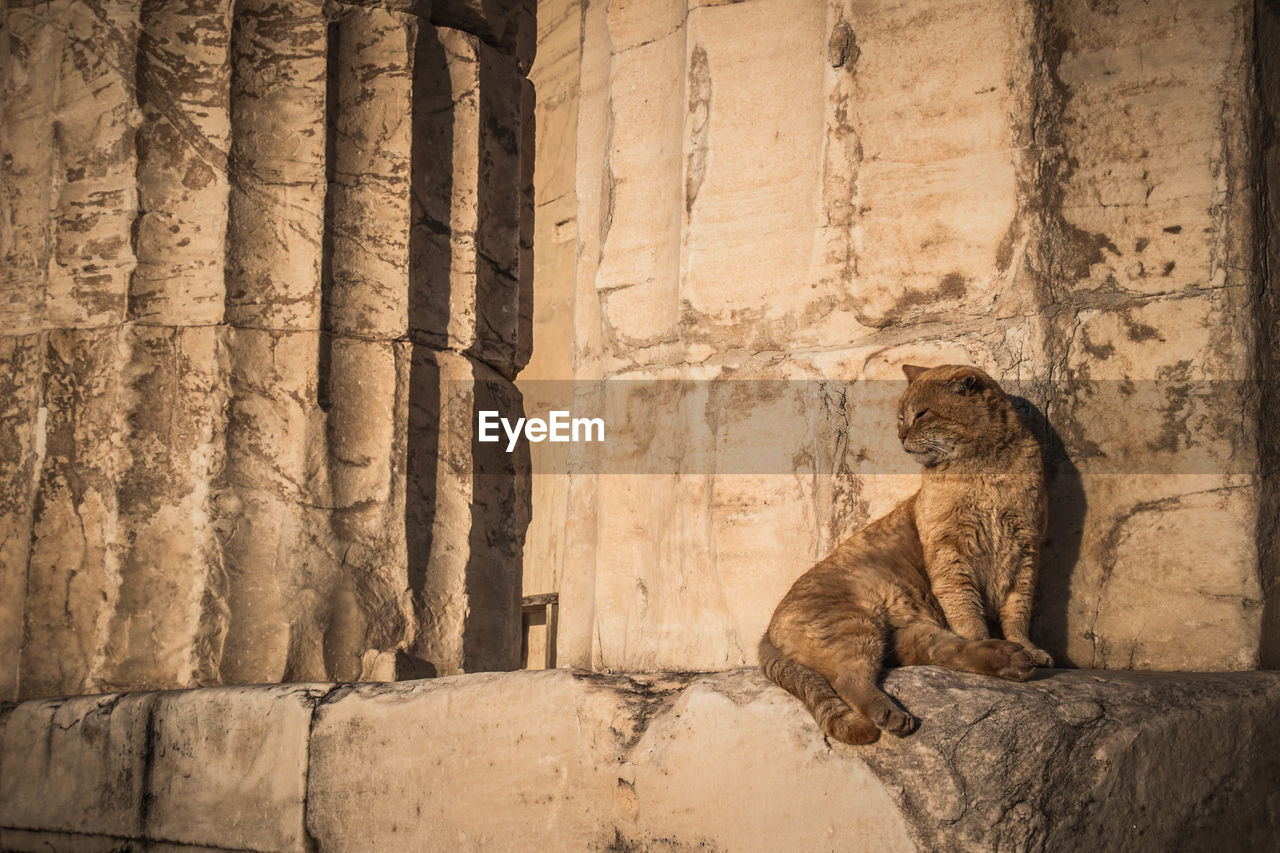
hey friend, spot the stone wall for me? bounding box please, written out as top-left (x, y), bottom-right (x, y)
top-left (2, 0), bottom-right (1279, 702)
top-left (0, 0), bottom-right (536, 701)
top-left (522, 0), bottom-right (1280, 674)
top-left (3, 667), bottom-right (1279, 851)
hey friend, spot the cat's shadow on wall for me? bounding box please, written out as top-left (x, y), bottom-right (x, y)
top-left (1009, 396), bottom-right (1086, 668)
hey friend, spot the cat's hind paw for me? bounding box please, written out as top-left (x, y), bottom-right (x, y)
top-left (873, 704), bottom-right (917, 738)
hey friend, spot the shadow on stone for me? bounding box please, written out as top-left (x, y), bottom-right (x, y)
top-left (405, 24), bottom-right (453, 675)
top-left (1011, 395), bottom-right (1086, 665)
top-left (466, 378), bottom-right (531, 671)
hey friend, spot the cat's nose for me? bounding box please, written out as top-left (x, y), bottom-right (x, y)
top-left (898, 425), bottom-right (909, 442)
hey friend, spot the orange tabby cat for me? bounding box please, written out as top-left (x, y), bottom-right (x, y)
top-left (760, 364), bottom-right (1051, 744)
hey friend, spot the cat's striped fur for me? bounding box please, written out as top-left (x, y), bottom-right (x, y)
top-left (761, 364), bottom-right (1051, 744)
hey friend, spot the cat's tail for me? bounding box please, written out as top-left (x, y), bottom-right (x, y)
top-left (758, 634), bottom-right (881, 744)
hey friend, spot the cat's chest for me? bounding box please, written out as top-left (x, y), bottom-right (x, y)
top-left (918, 482), bottom-right (1040, 565)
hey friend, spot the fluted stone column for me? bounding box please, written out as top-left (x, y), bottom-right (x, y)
top-left (218, 0), bottom-right (330, 685)
top-left (9, 0), bottom-right (141, 700)
top-left (105, 0), bottom-right (234, 694)
top-left (0, 0), bottom-right (535, 700)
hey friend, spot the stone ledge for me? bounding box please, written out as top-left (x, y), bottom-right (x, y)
top-left (1, 667), bottom-right (1277, 851)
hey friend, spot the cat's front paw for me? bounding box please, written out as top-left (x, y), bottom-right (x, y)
top-left (976, 639), bottom-right (1035, 681)
top-left (1006, 639), bottom-right (1053, 667)
top-left (1023, 646), bottom-right (1053, 667)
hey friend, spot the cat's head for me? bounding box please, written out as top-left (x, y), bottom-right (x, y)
top-left (896, 364), bottom-right (1017, 467)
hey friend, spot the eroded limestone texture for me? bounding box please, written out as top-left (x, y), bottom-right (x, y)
top-left (0, 0), bottom-right (536, 701)
top-left (522, 0), bottom-right (1279, 673)
top-left (2, 667), bottom-right (1278, 851)
top-left (2, 0), bottom-right (1278, 702)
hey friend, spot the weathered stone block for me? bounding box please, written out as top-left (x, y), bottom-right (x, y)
top-left (306, 671), bottom-right (621, 849)
top-left (0, 7), bottom-right (57, 334)
top-left (842, 0), bottom-right (1035, 330)
top-left (0, 692), bottom-right (155, 837)
top-left (102, 325), bottom-right (228, 693)
top-left (588, 2), bottom-right (684, 371)
top-left (301, 667), bottom-right (1280, 851)
top-left (680, 0), bottom-right (838, 352)
top-left (217, 327), bottom-right (327, 685)
top-left (623, 673), bottom-right (915, 851)
top-left (1051, 0), bottom-right (1248, 299)
top-left (321, 337), bottom-right (416, 681)
top-left (20, 330), bottom-right (123, 700)
top-left (4, 669), bottom-right (1278, 850)
top-left (224, 0), bottom-right (328, 332)
top-left (42, 0), bottom-right (140, 329)
top-left (130, 0), bottom-right (232, 325)
top-left (146, 685), bottom-right (319, 851)
top-left (325, 4), bottom-right (416, 340)
top-left (0, 335), bottom-right (43, 701)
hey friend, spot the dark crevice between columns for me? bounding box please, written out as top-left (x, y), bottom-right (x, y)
top-left (462, 38), bottom-right (531, 673)
top-left (1253, 0), bottom-right (1280, 668)
top-left (406, 22), bottom-right (450, 677)
top-left (318, 17), bottom-right (342, 416)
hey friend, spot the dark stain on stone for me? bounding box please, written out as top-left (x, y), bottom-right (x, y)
top-left (1163, 225), bottom-right (1182, 234)
top-left (141, 121), bottom-right (188, 172)
top-left (996, 219), bottom-right (1020, 274)
top-left (1146, 380), bottom-right (1192, 455)
top-left (137, 697), bottom-right (159, 832)
top-left (1162, 261), bottom-right (1175, 276)
top-left (1135, 237), bottom-right (1149, 253)
top-left (182, 159), bottom-right (215, 190)
top-left (870, 273), bottom-right (969, 328)
top-left (603, 828), bottom-right (721, 852)
top-left (1031, 20), bottom-right (1125, 294)
top-left (685, 45), bottom-right (711, 214)
top-left (81, 288), bottom-right (124, 319)
top-left (1080, 327), bottom-right (1114, 359)
top-left (939, 272), bottom-right (967, 299)
top-left (1120, 311), bottom-right (1162, 343)
top-left (828, 20), bottom-right (860, 70)
top-left (573, 671), bottom-right (687, 753)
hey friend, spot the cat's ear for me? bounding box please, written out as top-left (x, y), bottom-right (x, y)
top-left (901, 364), bottom-right (928, 383)
top-left (949, 373), bottom-right (983, 394)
